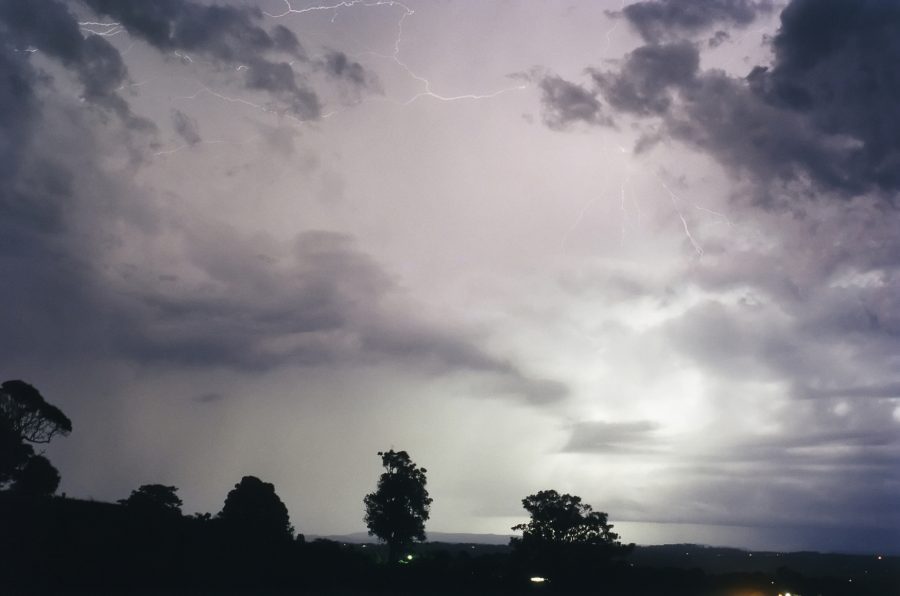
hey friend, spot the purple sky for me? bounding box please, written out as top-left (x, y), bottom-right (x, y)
top-left (2, 0), bottom-right (899, 554)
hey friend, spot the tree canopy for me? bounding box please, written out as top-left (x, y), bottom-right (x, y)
top-left (511, 490), bottom-right (632, 581)
top-left (119, 484), bottom-right (183, 517)
top-left (363, 449), bottom-right (432, 563)
top-left (9, 454), bottom-right (61, 497)
top-left (1, 380), bottom-right (72, 444)
top-left (0, 380), bottom-right (70, 493)
top-left (512, 490), bottom-right (623, 546)
top-left (219, 476), bottom-right (294, 543)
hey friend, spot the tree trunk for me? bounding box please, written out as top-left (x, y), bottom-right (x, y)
top-left (388, 539), bottom-right (400, 564)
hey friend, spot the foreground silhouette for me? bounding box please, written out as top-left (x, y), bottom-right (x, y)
top-left (364, 449), bottom-right (432, 564)
top-left (511, 490), bottom-right (634, 588)
top-left (0, 380), bottom-right (71, 495)
top-left (0, 382), bottom-right (897, 594)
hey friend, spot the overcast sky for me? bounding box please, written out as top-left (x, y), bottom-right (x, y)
top-left (2, 0), bottom-right (899, 554)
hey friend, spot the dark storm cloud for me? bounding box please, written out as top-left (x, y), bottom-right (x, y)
top-left (663, 273), bottom-right (900, 395)
top-left (80, 0), bottom-right (322, 118)
top-left (589, 40), bottom-right (841, 189)
top-left (193, 392), bottom-right (225, 404)
top-left (0, 0), bottom-right (149, 258)
top-left (320, 51), bottom-right (368, 88)
top-left (749, 0), bottom-right (900, 192)
top-left (108, 229), bottom-right (566, 403)
top-left (538, 75), bottom-right (610, 130)
top-left (546, 0), bottom-right (900, 198)
top-left (0, 0), bottom-right (146, 125)
top-left (677, 421), bottom-right (900, 534)
top-left (563, 420), bottom-right (659, 453)
top-left (171, 109), bottom-right (201, 145)
top-left (592, 41), bottom-right (699, 116)
top-left (802, 383), bottom-right (900, 400)
top-left (79, 0), bottom-right (380, 120)
top-left (707, 30), bottom-right (730, 48)
top-left (243, 58), bottom-right (320, 119)
top-left (620, 0), bottom-right (774, 43)
top-left (0, 46), bottom-right (38, 197)
top-left (80, 0), bottom-right (305, 61)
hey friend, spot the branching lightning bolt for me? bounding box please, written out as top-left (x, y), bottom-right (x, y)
top-left (112, 0), bottom-right (527, 156)
top-left (561, 146), bottom-right (637, 252)
top-left (660, 181), bottom-right (704, 257)
top-left (78, 21), bottom-right (124, 37)
top-left (265, 0), bottom-right (526, 106)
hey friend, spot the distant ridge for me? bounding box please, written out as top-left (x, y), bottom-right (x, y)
top-left (312, 531), bottom-right (513, 545)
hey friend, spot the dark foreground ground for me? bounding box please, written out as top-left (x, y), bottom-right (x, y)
top-left (2, 495), bottom-right (897, 595)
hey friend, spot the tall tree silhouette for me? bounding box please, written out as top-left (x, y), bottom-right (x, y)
top-left (363, 449), bottom-right (432, 563)
top-left (0, 380), bottom-right (70, 492)
top-left (219, 476), bottom-right (293, 544)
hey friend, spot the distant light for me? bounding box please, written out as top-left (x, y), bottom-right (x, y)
top-left (530, 577), bottom-right (547, 583)
top-left (877, 555), bottom-right (883, 560)
top-left (785, 592), bottom-right (791, 596)
top-left (406, 554), bottom-right (414, 560)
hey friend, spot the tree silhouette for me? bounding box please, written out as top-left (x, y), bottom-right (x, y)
top-left (218, 476), bottom-right (293, 544)
top-left (119, 484), bottom-right (183, 517)
top-left (0, 380), bottom-right (70, 492)
top-left (511, 489), bottom-right (632, 581)
top-left (0, 380), bottom-right (72, 444)
top-left (9, 454), bottom-right (60, 497)
top-left (363, 449), bottom-right (432, 563)
top-left (0, 415), bottom-right (33, 487)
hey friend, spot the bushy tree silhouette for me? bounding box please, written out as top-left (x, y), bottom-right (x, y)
top-left (511, 489), bottom-right (632, 582)
top-left (363, 449), bottom-right (432, 563)
top-left (219, 476), bottom-right (293, 544)
top-left (119, 484), bottom-right (183, 517)
top-left (9, 454), bottom-right (60, 496)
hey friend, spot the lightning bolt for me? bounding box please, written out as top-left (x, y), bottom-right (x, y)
top-left (561, 146), bottom-right (637, 253)
top-left (78, 21), bottom-right (124, 37)
top-left (561, 194), bottom-right (603, 253)
top-left (172, 85), bottom-right (334, 123)
top-left (123, 0), bottom-right (526, 156)
top-left (152, 138), bottom-right (257, 157)
top-left (604, 0), bottom-right (626, 55)
top-left (693, 204), bottom-right (733, 228)
top-left (660, 182), bottom-right (704, 257)
top-left (265, 0), bottom-right (527, 106)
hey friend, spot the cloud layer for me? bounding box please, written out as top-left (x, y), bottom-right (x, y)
top-left (1, 0), bottom-right (898, 553)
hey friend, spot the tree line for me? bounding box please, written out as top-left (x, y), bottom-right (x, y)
top-left (0, 379), bottom-right (637, 593)
top-left (3, 380), bottom-right (889, 595)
